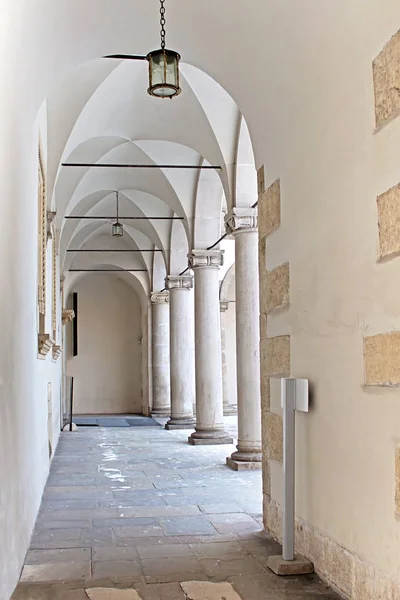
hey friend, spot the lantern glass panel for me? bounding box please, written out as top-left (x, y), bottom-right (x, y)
top-left (112, 222), bottom-right (123, 237)
top-left (147, 50), bottom-right (181, 98)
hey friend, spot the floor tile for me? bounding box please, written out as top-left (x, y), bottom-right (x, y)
top-left (93, 518), bottom-right (157, 528)
top-left (136, 544), bottom-right (194, 559)
top-left (140, 557), bottom-right (203, 576)
top-left (20, 562), bottom-right (91, 583)
top-left (24, 548), bottom-right (91, 565)
top-left (92, 547), bottom-right (139, 561)
top-left (113, 525), bottom-right (163, 539)
top-left (159, 517), bottom-right (217, 536)
top-left (92, 560), bottom-right (142, 578)
top-left (198, 504), bottom-right (244, 514)
top-left (189, 542), bottom-right (243, 560)
top-left (199, 556), bottom-right (264, 577)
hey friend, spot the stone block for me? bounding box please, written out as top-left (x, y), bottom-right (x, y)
top-left (396, 446), bottom-right (400, 516)
top-left (259, 271), bottom-right (269, 314)
top-left (266, 335), bottom-right (290, 377)
top-left (323, 537), bottom-right (354, 598)
top-left (364, 331), bottom-right (400, 386)
top-left (267, 554), bottom-right (314, 576)
top-left (266, 263), bottom-right (290, 312)
top-left (353, 556), bottom-right (394, 600)
top-left (373, 29), bottom-right (400, 128)
top-left (257, 164), bottom-right (266, 195)
top-left (260, 340), bottom-right (270, 410)
top-left (258, 179), bottom-right (281, 237)
top-left (259, 313), bottom-right (267, 342)
top-left (262, 457), bottom-right (271, 497)
top-left (260, 372), bottom-right (270, 412)
top-left (264, 411), bottom-right (283, 463)
top-left (377, 183), bottom-right (400, 260)
top-left (258, 235), bottom-right (267, 273)
top-left (263, 495), bottom-right (282, 538)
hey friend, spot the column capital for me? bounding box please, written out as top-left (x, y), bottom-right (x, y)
top-left (188, 249), bottom-right (224, 269)
top-left (225, 207), bottom-right (258, 235)
top-left (165, 274), bottom-right (194, 290)
top-left (150, 291), bottom-right (169, 304)
top-left (220, 301), bottom-right (229, 312)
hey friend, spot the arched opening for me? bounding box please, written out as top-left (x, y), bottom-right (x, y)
top-left (65, 273), bottom-right (143, 415)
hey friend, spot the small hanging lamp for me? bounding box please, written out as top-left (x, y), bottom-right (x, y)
top-left (112, 191), bottom-right (123, 237)
top-left (147, 0), bottom-right (181, 98)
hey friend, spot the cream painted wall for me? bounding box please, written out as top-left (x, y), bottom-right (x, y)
top-left (67, 274), bottom-right (142, 414)
top-left (259, 6), bottom-right (400, 594)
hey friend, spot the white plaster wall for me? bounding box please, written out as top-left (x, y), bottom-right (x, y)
top-left (67, 274), bottom-right (142, 414)
top-left (0, 87), bottom-right (62, 598)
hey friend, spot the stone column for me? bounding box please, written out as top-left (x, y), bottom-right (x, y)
top-left (165, 274), bottom-right (196, 430)
top-left (150, 291), bottom-right (171, 416)
top-left (188, 250), bottom-right (233, 445)
top-left (220, 301), bottom-right (237, 416)
top-left (225, 208), bottom-right (262, 469)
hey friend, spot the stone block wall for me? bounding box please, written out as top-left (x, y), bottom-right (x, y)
top-left (258, 26), bottom-right (400, 596)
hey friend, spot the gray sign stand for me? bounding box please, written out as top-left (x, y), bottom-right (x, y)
top-left (267, 378), bottom-right (314, 576)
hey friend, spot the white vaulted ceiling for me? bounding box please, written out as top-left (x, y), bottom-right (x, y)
top-left (45, 52), bottom-right (255, 298)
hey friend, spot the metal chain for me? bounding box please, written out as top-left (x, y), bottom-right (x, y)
top-left (116, 190), bottom-right (119, 221)
top-left (160, 0), bottom-right (166, 49)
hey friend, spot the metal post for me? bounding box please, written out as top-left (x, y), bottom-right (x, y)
top-left (282, 378), bottom-right (296, 561)
top-left (267, 378), bottom-right (312, 576)
top-left (69, 377), bottom-right (74, 432)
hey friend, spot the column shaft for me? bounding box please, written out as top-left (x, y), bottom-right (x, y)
top-left (151, 292), bottom-right (170, 416)
top-left (226, 208), bottom-right (262, 469)
top-left (220, 302), bottom-right (237, 416)
top-left (165, 275), bottom-right (196, 429)
top-left (188, 250), bottom-right (232, 445)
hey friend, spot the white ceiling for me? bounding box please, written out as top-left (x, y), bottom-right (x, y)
top-left (43, 40), bottom-right (256, 298)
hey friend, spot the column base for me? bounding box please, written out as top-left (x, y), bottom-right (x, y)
top-left (151, 408), bottom-right (170, 417)
top-left (165, 417), bottom-right (196, 430)
top-left (267, 554), bottom-right (314, 576)
top-left (188, 430), bottom-right (233, 445)
top-left (226, 449), bottom-right (262, 470)
top-left (223, 404), bottom-right (238, 416)
top-left (226, 456), bottom-right (262, 471)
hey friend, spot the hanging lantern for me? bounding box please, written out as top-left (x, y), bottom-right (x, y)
top-left (112, 191), bottom-right (123, 237)
top-left (147, 0), bottom-right (181, 98)
top-left (112, 221), bottom-right (123, 237)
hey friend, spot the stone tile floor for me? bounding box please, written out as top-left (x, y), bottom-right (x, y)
top-left (12, 418), bottom-right (341, 599)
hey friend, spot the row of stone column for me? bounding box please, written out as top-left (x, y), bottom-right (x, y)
top-left (150, 208), bottom-right (261, 468)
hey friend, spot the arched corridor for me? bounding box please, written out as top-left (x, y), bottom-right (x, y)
top-left (2, 1), bottom-right (400, 599)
